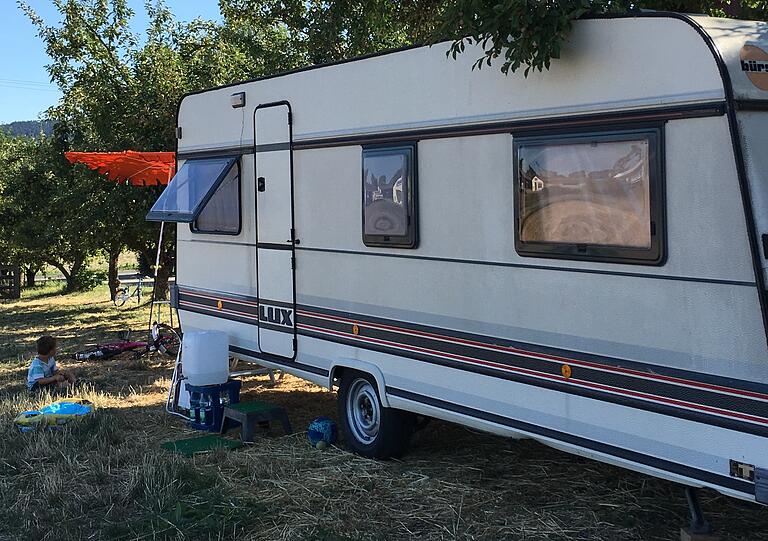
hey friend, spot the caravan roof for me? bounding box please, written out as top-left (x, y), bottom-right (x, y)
top-left (175, 13), bottom-right (768, 159)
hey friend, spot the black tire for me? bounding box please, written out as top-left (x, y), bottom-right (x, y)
top-left (337, 370), bottom-right (414, 459)
top-left (113, 288), bottom-right (128, 307)
top-left (153, 323), bottom-right (182, 357)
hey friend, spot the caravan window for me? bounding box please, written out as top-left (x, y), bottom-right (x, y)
top-left (146, 156), bottom-right (238, 223)
top-left (514, 129), bottom-right (664, 264)
top-left (362, 144), bottom-right (418, 248)
top-left (192, 161), bottom-right (241, 235)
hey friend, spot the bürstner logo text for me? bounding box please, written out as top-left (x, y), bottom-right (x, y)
top-left (742, 59), bottom-right (768, 73)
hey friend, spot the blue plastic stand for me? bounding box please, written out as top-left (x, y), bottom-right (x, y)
top-left (186, 379), bottom-right (242, 432)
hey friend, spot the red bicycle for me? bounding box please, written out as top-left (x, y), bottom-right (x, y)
top-left (73, 323), bottom-right (181, 360)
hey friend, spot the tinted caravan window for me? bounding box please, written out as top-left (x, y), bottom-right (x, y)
top-left (362, 144), bottom-right (417, 248)
top-left (515, 129), bottom-right (663, 264)
top-left (146, 156), bottom-right (237, 222)
top-left (192, 161), bottom-right (241, 234)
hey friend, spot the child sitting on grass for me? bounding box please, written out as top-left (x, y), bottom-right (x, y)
top-left (27, 335), bottom-right (76, 392)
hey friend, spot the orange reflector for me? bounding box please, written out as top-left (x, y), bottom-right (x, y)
top-left (561, 364), bottom-right (572, 379)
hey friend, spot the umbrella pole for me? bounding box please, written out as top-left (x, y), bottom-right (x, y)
top-left (147, 221), bottom-right (165, 336)
top-left (155, 221), bottom-right (165, 282)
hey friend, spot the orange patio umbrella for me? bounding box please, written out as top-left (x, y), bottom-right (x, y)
top-left (64, 150), bottom-right (176, 186)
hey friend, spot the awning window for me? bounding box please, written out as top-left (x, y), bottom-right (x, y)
top-left (146, 156), bottom-right (238, 222)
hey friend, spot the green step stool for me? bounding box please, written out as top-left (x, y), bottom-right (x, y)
top-left (221, 401), bottom-right (292, 443)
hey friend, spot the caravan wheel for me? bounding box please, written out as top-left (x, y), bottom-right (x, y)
top-left (337, 370), bottom-right (414, 459)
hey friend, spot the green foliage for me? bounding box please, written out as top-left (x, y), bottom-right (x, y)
top-left (439, 1), bottom-right (594, 76)
top-left (0, 120), bottom-right (54, 138)
top-left (10, 0), bottom-right (444, 295)
top-left (0, 128), bottom-right (145, 291)
top-left (220, 0), bottom-right (444, 66)
top-left (439, 1), bottom-right (768, 76)
top-left (72, 268), bottom-right (108, 291)
top-left (5, 0), bottom-right (768, 297)
top-left (0, 132), bottom-right (93, 291)
top-left (17, 0), bottom-right (191, 294)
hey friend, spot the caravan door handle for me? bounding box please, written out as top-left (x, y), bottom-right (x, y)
top-left (257, 177), bottom-right (266, 192)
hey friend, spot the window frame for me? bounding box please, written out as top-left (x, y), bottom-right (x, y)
top-left (146, 155), bottom-right (239, 223)
top-left (190, 159), bottom-right (242, 236)
top-left (361, 143), bottom-right (419, 248)
top-left (513, 126), bottom-right (666, 265)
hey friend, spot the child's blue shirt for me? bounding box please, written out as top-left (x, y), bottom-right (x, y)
top-left (27, 356), bottom-right (56, 390)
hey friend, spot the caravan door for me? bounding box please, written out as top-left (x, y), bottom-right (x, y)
top-left (254, 102), bottom-right (297, 360)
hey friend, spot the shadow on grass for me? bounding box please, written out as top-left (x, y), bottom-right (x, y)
top-left (0, 398), bottom-right (273, 540)
top-left (0, 293), bottom-right (154, 362)
top-left (2, 370), bottom-right (768, 540)
top-left (0, 285), bottom-right (67, 306)
top-left (3, 284), bottom-right (768, 540)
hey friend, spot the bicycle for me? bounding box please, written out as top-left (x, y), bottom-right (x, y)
top-left (73, 323), bottom-right (181, 360)
top-left (113, 276), bottom-right (144, 307)
top-left (149, 322), bottom-right (182, 358)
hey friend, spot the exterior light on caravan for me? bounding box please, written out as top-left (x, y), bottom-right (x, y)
top-left (230, 92), bottom-right (246, 108)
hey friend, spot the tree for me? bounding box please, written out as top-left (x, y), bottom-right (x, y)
top-left (0, 132), bottom-right (106, 292)
top-left (20, 0), bottom-right (375, 298)
top-left (20, 0), bottom-right (761, 299)
top-left (0, 136), bottom-right (42, 288)
top-left (219, 0), bottom-right (446, 67)
top-left (437, 1), bottom-right (768, 76)
top-left (20, 0), bottom-right (211, 298)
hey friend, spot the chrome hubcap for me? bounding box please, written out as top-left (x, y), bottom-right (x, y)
top-left (346, 378), bottom-right (380, 445)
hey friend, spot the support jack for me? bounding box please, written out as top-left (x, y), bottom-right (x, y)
top-left (680, 487), bottom-right (719, 541)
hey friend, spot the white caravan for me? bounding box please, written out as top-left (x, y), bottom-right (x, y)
top-left (149, 13), bottom-right (768, 506)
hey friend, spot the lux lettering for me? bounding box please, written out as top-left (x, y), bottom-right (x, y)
top-left (259, 306), bottom-right (293, 326)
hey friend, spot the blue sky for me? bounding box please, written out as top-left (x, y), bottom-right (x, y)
top-left (0, 1), bottom-right (222, 124)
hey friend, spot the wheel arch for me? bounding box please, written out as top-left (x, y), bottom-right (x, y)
top-left (328, 358), bottom-right (391, 408)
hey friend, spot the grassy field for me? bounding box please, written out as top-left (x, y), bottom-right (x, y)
top-left (1, 284), bottom-right (768, 540)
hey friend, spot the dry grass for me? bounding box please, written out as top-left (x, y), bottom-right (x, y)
top-left (1, 284), bottom-right (768, 540)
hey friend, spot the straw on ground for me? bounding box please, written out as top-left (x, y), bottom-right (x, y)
top-left (1, 284), bottom-right (767, 540)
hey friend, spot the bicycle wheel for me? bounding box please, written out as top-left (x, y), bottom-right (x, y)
top-left (113, 288), bottom-right (128, 307)
top-left (151, 323), bottom-right (182, 357)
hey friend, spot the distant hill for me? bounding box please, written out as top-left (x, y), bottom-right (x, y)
top-left (0, 120), bottom-right (54, 138)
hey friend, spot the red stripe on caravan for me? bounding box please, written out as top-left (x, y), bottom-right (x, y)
top-left (298, 322), bottom-right (768, 426)
top-left (179, 300), bottom-right (260, 322)
top-left (177, 289), bottom-right (768, 403)
top-left (298, 308), bottom-right (768, 402)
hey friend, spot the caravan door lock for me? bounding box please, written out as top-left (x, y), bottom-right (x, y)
top-left (257, 177), bottom-right (266, 192)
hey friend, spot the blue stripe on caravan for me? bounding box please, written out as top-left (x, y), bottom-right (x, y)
top-left (177, 285), bottom-right (768, 438)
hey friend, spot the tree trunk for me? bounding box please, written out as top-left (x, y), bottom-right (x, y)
top-left (152, 250), bottom-right (172, 300)
top-left (107, 248), bottom-right (120, 300)
top-left (24, 267), bottom-right (37, 288)
top-left (52, 257), bottom-right (85, 292)
top-left (50, 261), bottom-right (72, 291)
top-left (68, 257), bottom-right (85, 292)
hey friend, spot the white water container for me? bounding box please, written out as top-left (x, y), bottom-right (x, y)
top-left (182, 330), bottom-right (230, 387)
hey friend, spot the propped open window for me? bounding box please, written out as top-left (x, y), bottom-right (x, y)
top-left (146, 156), bottom-right (238, 222)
